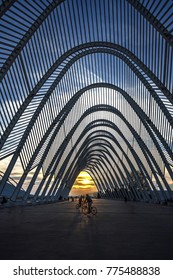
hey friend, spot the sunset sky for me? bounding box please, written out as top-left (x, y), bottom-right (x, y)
top-left (0, 157), bottom-right (98, 196)
top-left (69, 171), bottom-right (98, 196)
top-left (1, 157), bottom-right (172, 195)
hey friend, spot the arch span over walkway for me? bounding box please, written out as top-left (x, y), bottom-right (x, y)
top-left (0, 0), bottom-right (173, 204)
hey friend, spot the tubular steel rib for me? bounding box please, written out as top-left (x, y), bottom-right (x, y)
top-left (0, 0), bottom-right (172, 203)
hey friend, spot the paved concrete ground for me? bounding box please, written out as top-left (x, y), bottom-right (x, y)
top-left (0, 199), bottom-right (173, 260)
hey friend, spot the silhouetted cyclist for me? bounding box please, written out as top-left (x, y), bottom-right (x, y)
top-left (78, 195), bottom-right (83, 207)
top-left (84, 194), bottom-right (93, 213)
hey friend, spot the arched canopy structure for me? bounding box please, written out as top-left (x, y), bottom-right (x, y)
top-left (0, 0), bottom-right (173, 203)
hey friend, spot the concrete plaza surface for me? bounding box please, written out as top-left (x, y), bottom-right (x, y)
top-left (0, 199), bottom-right (173, 260)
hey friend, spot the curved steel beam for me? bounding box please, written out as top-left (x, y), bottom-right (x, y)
top-left (0, 0), bottom-right (65, 79)
top-left (39, 105), bottom-right (172, 201)
top-left (87, 166), bottom-right (126, 200)
top-left (1, 0), bottom-right (172, 81)
top-left (64, 146), bottom-right (143, 201)
top-left (59, 132), bottom-right (161, 201)
top-left (36, 115), bottom-right (167, 203)
top-left (60, 154), bottom-right (120, 200)
top-left (0, 0), bottom-right (16, 17)
top-left (32, 125), bottom-right (144, 201)
top-left (127, 0), bottom-right (173, 47)
top-left (86, 149), bottom-right (128, 189)
top-left (53, 139), bottom-right (143, 201)
top-left (64, 154), bottom-right (113, 198)
top-left (3, 82), bottom-right (172, 200)
top-left (72, 140), bottom-right (139, 191)
top-left (87, 168), bottom-right (110, 198)
top-left (89, 131), bottom-right (158, 198)
top-left (67, 147), bottom-right (126, 194)
top-left (1, 42), bottom-right (172, 151)
top-left (96, 142), bottom-right (154, 199)
top-left (98, 149), bottom-right (141, 200)
top-left (19, 83), bottom-right (173, 182)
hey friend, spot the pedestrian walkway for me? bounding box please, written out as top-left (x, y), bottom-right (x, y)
top-left (0, 199), bottom-right (173, 260)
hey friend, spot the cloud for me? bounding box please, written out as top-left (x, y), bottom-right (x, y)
top-left (76, 179), bottom-right (95, 186)
top-left (70, 171), bottom-right (97, 195)
top-left (73, 184), bottom-right (95, 189)
top-left (73, 171), bottom-right (95, 188)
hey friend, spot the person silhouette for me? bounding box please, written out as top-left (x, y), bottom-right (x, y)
top-left (84, 194), bottom-right (93, 213)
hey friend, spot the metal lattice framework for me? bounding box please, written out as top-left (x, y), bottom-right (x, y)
top-left (0, 0), bottom-right (173, 204)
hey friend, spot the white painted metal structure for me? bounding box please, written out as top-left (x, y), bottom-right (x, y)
top-left (0, 0), bottom-right (173, 203)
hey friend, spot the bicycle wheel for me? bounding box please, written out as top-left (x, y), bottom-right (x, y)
top-left (82, 205), bottom-right (88, 215)
top-left (91, 206), bottom-right (97, 215)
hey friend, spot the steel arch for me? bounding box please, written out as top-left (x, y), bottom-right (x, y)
top-left (1, 0), bottom-right (172, 205)
top-left (28, 108), bottom-right (171, 203)
top-left (1, 42), bottom-right (172, 153)
top-left (4, 81), bottom-right (173, 201)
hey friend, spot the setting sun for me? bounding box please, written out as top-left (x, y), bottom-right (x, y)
top-left (81, 179), bottom-right (91, 185)
top-left (69, 171), bottom-right (98, 196)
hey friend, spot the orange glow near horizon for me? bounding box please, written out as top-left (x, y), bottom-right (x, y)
top-left (69, 171), bottom-right (98, 196)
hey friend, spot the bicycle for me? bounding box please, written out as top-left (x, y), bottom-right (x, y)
top-left (82, 204), bottom-right (97, 215)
